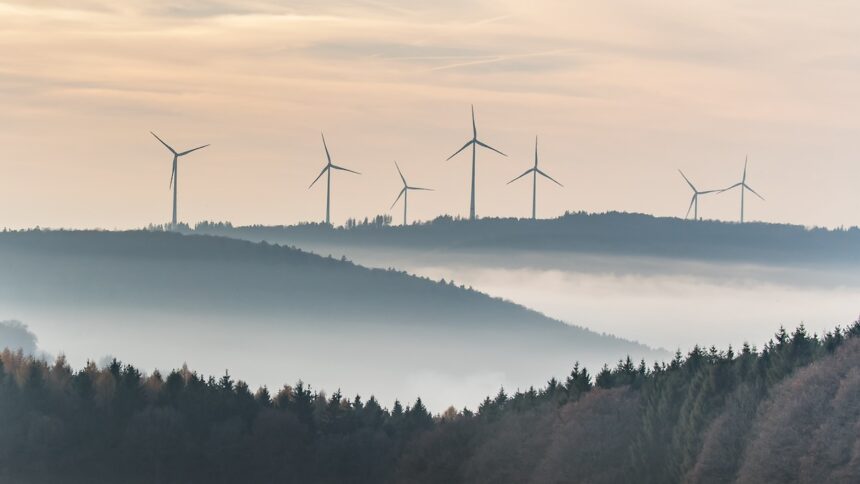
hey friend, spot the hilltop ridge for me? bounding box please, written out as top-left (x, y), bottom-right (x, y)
top-left (191, 211), bottom-right (860, 268)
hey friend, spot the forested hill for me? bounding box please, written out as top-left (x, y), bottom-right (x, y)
top-left (1, 321), bottom-right (858, 483)
top-left (193, 212), bottom-right (860, 267)
top-left (0, 229), bottom-right (602, 329)
top-left (0, 230), bottom-right (664, 404)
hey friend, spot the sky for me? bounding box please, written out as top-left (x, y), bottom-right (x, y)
top-left (2, 0), bottom-right (860, 229)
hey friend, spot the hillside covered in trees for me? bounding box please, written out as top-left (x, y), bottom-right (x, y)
top-left (0, 228), bottom-right (633, 328)
top-left (1, 321), bottom-right (858, 483)
top-left (192, 212), bottom-right (860, 269)
top-left (0, 229), bottom-right (662, 409)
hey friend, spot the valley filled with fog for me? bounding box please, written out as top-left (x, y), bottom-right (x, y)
top-left (0, 230), bottom-right (663, 411)
top-left (391, 258), bottom-right (859, 352)
top-left (280, 243), bottom-right (860, 353)
top-left (200, 215), bottom-right (860, 353)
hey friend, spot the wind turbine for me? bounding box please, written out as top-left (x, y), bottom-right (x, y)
top-left (150, 132), bottom-right (209, 229)
top-left (720, 156), bottom-right (764, 223)
top-left (446, 105), bottom-right (507, 220)
top-left (678, 170), bottom-right (719, 220)
top-left (309, 133), bottom-right (360, 226)
top-left (507, 136), bottom-right (562, 220)
top-left (391, 161), bottom-right (433, 226)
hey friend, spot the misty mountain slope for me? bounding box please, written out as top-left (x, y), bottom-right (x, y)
top-left (2, 230), bottom-right (615, 334)
top-left (193, 212), bottom-right (860, 269)
top-left (0, 230), bottom-right (665, 409)
top-left (188, 213), bottom-right (860, 356)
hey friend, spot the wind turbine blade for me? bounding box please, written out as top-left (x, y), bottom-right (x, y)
top-left (321, 133), bottom-right (332, 164)
top-left (744, 184), bottom-right (765, 200)
top-left (446, 140), bottom-right (473, 161)
top-left (178, 144), bottom-right (209, 156)
top-left (308, 165), bottom-right (329, 188)
top-left (743, 156), bottom-right (748, 183)
top-left (330, 164), bottom-right (361, 175)
top-left (685, 194), bottom-right (696, 219)
top-left (718, 182), bottom-right (743, 193)
top-left (390, 188), bottom-right (406, 209)
top-left (697, 189), bottom-right (721, 195)
top-left (394, 161), bottom-right (407, 186)
top-left (151, 132), bottom-right (177, 155)
top-left (471, 105), bottom-right (477, 138)
top-left (536, 168), bottom-right (563, 187)
top-left (678, 170), bottom-right (696, 191)
top-left (507, 168), bottom-right (534, 185)
top-left (409, 186), bottom-right (434, 191)
top-left (475, 139), bottom-right (507, 157)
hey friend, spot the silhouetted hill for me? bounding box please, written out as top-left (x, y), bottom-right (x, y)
top-left (1, 229), bottom-right (624, 330)
top-left (0, 229), bottom-right (664, 408)
top-left (0, 229), bottom-right (539, 323)
top-left (192, 212), bottom-right (860, 268)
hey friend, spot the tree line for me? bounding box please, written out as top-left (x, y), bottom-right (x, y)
top-left (191, 211), bottom-right (860, 268)
top-left (1, 320), bottom-right (859, 483)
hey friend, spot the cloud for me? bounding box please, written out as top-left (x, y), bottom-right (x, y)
top-left (301, 40), bottom-right (490, 63)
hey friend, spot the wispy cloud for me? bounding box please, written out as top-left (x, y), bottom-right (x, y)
top-left (429, 50), bottom-right (579, 73)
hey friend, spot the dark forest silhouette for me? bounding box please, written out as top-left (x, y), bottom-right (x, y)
top-left (0, 321), bottom-right (858, 483)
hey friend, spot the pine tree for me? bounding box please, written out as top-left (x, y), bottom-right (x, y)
top-left (595, 364), bottom-right (613, 389)
top-left (254, 386), bottom-right (272, 407)
top-left (405, 398), bottom-right (433, 432)
top-left (219, 370), bottom-right (234, 392)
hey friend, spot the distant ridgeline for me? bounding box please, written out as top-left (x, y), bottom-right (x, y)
top-left (1, 321), bottom-right (858, 483)
top-left (191, 212), bottom-right (860, 267)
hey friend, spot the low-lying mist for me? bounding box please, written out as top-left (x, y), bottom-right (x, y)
top-left (3, 306), bottom-right (626, 411)
top-left (283, 243), bottom-right (860, 352)
top-left (407, 264), bottom-right (860, 351)
top-left (0, 230), bottom-right (665, 411)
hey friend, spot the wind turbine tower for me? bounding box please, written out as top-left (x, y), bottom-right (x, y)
top-left (678, 170), bottom-right (719, 220)
top-left (507, 136), bottom-right (563, 220)
top-left (446, 105), bottom-right (507, 220)
top-left (309, 133), bottom-right (360, 226)
top-left (721, 156), bottom-right (765, 223)
top-left (150, 132), bottom-right (209, 229)
top-left (391, 161), bottom-right (433, 226)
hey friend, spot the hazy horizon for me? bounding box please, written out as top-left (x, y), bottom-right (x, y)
top-left (3, 1), bottom-right (860, 230)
